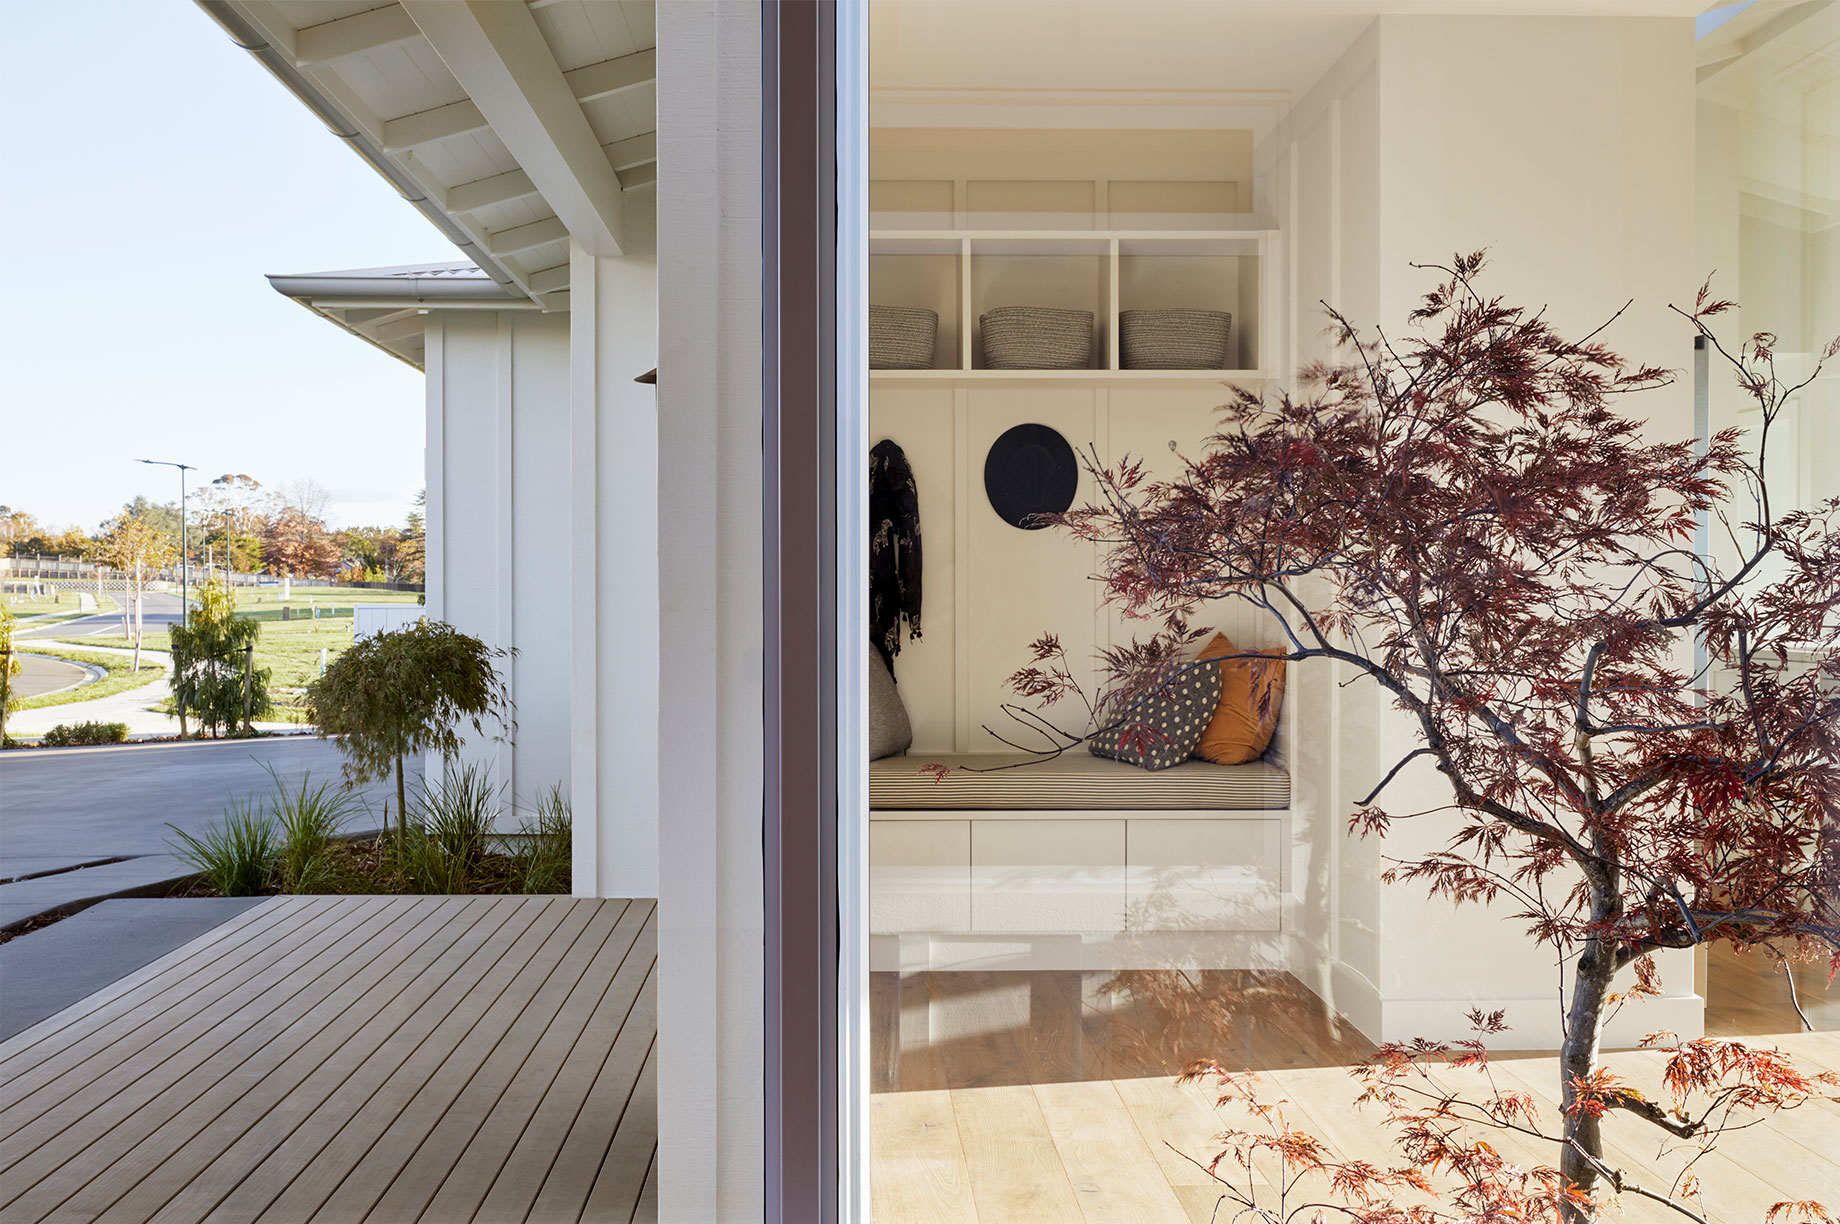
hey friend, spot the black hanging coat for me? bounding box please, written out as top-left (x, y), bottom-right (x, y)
top-left (870, 439), bottom-right (922, 670)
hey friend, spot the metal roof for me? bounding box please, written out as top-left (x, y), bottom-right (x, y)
top-left (267, 261), bottom-right (541, 369)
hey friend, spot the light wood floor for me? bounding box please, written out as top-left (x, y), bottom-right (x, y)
top-left (870, 1034), bottom-right (1840, 1224)
top-left (871, 968), bottom-right (1376, 1093)
top-left (1706, 940), bottom-right (1839, 1035)
top-left (870, 959), bottom-right (1840, 1222)
top-left (0, 895), bottom-right (657, 1224)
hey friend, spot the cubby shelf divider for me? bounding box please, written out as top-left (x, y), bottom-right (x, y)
top-left (870, 228), bottom-right (1278, 377)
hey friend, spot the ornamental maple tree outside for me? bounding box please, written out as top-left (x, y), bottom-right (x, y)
top-left (1008, 255), bottom-right (1839, 1222)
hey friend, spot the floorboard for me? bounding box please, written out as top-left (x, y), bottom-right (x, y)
top-left (0, 896), bottom-right (657, 1224)
top-left (869, 960), bottom-right (1840, 1223)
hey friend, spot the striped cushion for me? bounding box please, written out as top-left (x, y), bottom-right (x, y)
top-left (870, 752), bottom-right (1289, 811)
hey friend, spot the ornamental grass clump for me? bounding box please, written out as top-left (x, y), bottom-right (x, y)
top-left (268, 766), bottom-right (363, 894)
top-left (512, 784), bottom-right (572, 895)
top-left (393, 760), bottom-right (498, 893)
top-left (166, 797), bottom-right (277, 897)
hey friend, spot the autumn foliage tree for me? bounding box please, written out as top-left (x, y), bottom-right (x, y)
top-left (262, 507), bottom-right (340, 577)
top-left (1018, 255), bottom-right (1838, 1221)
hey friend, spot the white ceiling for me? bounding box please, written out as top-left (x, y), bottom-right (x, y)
top-left (870, 0), bottom-right (1706, 100)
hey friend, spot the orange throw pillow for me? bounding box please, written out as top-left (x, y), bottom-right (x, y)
top-left (1194, 632), bottom-right (1287, 764)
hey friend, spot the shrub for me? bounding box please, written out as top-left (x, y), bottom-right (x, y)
top-left (305, 620), bottom-right (512, 838)
top-left (512, 785), bottom-right (572, 895)
top-left (169, 579), bottom-right (271, 737)
top-left (268, 766), bottom-right (363, 893)
top-left (166, 798), bottom-right (277, 896)
top-left (40, 721), bottom-right (130, 747)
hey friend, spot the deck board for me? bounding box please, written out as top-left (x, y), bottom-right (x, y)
top-left (0, 896), bottom-right (657, 1224)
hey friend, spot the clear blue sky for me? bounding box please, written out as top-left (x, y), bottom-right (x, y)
top-left (2, 1), bottom-right (462, 535)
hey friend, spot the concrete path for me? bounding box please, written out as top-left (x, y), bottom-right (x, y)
top-left (9, 653), bottom-right (95, 700)
top-left (0, 898), bottom-right (263, 1039)
top-left (4, 640), bottom-right (300, 739)
top-left (0, 737), bottom-right (404, 928)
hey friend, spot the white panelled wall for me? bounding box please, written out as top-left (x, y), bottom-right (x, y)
top-left (1276, 13), bottom-right (1702, 1048)
top-left (425, 308), bottom-right (573, 819)
top-left (423, 190), bottom-right (661, 905)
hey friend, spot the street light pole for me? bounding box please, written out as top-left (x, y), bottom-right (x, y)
top-left (139, 459), bottom-right (196, 629)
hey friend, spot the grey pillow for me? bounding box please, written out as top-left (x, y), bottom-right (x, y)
top-left (869, 648), bottom-right (913, 760)
top-left (1087, 661), bottom-right (1223, 771)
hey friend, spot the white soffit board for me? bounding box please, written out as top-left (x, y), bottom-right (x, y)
top-left (197, 0), bottom-right (658, 309)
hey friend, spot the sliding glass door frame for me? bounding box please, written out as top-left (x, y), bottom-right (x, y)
top-left (761, 0), bottom-right (869, 1220)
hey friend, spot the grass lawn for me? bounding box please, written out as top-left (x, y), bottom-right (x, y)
top-left (8, 644), bottom-right (164, 712)
top-left (231, 587), bottom-right (424, 611)
top-left (73, 588), bottom-right (425, 722)
top-left (4, 590), bottom-right (120, 617)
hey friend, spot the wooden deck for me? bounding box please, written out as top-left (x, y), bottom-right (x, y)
top-left (0, 896), bottom-right (656, 1224)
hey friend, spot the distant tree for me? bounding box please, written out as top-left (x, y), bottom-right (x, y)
top-left (305, 620), bottom-right (513, 838)
top-left (276, 478), bottom-right (334, 523)
top-left (0, 508), bottom-right (41, 556)
top-left (2, 508), bottom-right (91, 560)
top-left (194, 474), bottom-right (267, 574)
top-left (102, 497), bottom-right (181, 543)
top-left (95, 513), bottom-right (177, 672)
top-left (397, 492), bottom-right (426, 584)
top-left (168, 578), bottom-right (271, 737)
top-left (262, 509), bottom-right (340, 578)
top-left (0, 605), bottom-right (20, 742)
top-left (337, 525), bottom-right (401, 580)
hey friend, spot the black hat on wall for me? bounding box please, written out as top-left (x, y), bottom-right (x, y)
top-left (984, 423), bottom-right (1079, 530)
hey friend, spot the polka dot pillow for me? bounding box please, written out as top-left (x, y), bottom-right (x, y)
top-left (1087, 660), bottom-right (1223, 771)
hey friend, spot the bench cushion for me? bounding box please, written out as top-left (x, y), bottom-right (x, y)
top-left (870, 751), bottom-right (1289, 811)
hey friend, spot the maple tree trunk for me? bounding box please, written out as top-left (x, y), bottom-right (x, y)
top-left (1558, 904), bottom-right (1618, 1221)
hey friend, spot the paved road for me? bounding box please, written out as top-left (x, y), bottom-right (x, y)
top-left (0, 736), bottom-right (409, 882)
top-left (18, 590), bottom-right (184, 639)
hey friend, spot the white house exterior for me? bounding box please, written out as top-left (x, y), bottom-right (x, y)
top-left (202, 1), bottom-right (1837, 1219)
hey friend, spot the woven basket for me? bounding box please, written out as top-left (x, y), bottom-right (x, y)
top-left (980, 307), bottom-right (1093, 370)
top-left (869, 305), bottom-right (938, 369)
top-left (1120, 309), bottom-right (1234, 369)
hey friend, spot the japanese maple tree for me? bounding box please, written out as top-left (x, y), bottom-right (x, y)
top-left (1019, 254), bottom-right (1839, 1220)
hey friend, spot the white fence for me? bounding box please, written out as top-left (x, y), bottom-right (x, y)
top-left (353, 604), bottom-right (425, 640)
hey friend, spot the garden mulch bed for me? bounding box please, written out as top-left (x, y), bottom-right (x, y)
top-left (163, 837), bottom-right (568, 899)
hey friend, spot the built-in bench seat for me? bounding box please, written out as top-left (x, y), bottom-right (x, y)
top-left (869, 751), bottom-right (1289, 812)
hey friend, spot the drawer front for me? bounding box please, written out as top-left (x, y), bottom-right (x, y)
top-left (1126, 818), bottom-right (1281, 932)
top-left (970, 819), bottom-right (1127, 933)
top-left (870, 820), bottom-right (971, 933)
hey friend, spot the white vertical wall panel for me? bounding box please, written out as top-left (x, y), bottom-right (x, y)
top-left (964, 389), bottom-right (1103, 751)
top-left (425, 309), bottom-right (573, 825)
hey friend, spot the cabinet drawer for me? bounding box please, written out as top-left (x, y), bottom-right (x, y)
top-left (971, 819), bottom-right (1127, 933)
top-left (1127, 818), bottom-right (1281, 931)
top-left (870, 820), bottom-right (970, 933)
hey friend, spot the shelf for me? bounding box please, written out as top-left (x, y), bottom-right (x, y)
top-left (871, 226), bottom-right (1277, 376)
top-left (869, 369), bottom-right (1273, 387)
top-left (872, 228), bottom-right (1276, 257)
